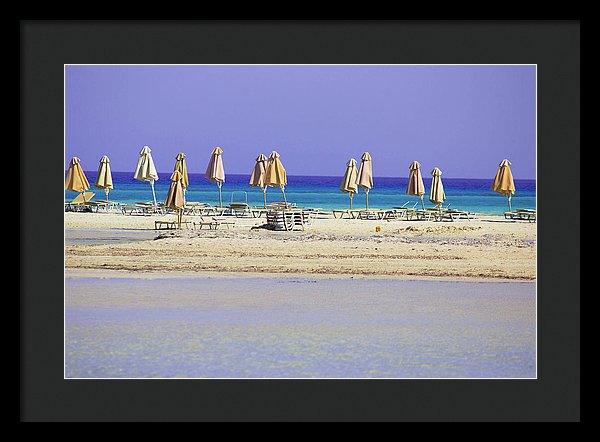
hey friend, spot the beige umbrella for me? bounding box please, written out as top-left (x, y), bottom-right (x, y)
top-left (340, 158), bottom-right (359, 209)
top-left (429, 167), bottom-right (446, 210)
top-left (165, 170), bottom-right (185, 229)
top-left (491, 159), bottom-right (516, 211)
top-left (65, 157), bottom-right (91, 201)
top-left (94, 155), bottom-right (114, 201)
top-left (134, 145), bottom-right (159, 206)
top-left (407, 160), bottom-right (425, 209)
top-left (356, 152), bottom-right (373, 209)
top-left (250, 153), bottom-right (268, 208)
top-left (174, 153), bottom-right (189, 204)
top-left (264, 151), bottom-right (288, 206)
top-left (205, 147), bottom-right (225, 207)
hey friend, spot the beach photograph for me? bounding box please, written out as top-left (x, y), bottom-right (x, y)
top-left (64, 64), bottom-right (537, 379)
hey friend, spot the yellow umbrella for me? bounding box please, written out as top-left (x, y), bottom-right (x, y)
top-left (407, 160), bottom-right (425, 209)
top-left (134, 145), bottom-right (159, 206)
top-left (491, 159), bottom-right (516, 211)
top-left (65, 157), bottom-right (91, 201)
top-left (264, 151), bottom-right (288, 206)
top-left (205, 147), bottom-right (225, 207)
top-left (429, 167), bottom-right (446, 209)
top-left (250, 153), bottom-right (268, 207)
top-left (165, 170), bottom-right (185, 229)
top-left (340, 158), bottom-right (359, 209)
top-left (356, 152), bottom-right (373, 209)
top-left (94, 155), bottom-right (113, 201)
top-left (174, 153), bottom-right (189, 203)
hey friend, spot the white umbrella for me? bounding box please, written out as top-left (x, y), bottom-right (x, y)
top-left (94, 155), bottom-right (114, 201)
top-left (356, 152), bottom-right (373, 209)
top-left (340, 158), bottom-right (359, 209)
top-left (205, 147), bottom-right (225, 207)
top-left (134, 146), bottom-right (159, 206)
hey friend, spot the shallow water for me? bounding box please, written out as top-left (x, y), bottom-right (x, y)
top-left (65, 277), bottom-right (536, 378)
top-left (65, 229), bottom-right (158, 246)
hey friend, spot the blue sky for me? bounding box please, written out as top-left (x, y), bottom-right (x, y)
top-left (65, 65), bottom-right (536, 179)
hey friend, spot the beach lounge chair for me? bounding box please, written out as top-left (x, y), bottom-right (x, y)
top-left (121, 204), bottom-right (150, 216)
top-left (228, 202), bottom-right (251, 217)
top-left (65, 192), bottom-right (95, 212)
top-left (183, 202), bottom-right (208, 216)
top-left (192, 217), bottom-right (218, 230)
top-left (357, 209), bottom-right (381, 220)
top-left (332, 209), bottom-right (353, 219)
top-left (154, 216), bottom-right (193, 230)
top-left (504, 209), bottom-right (536, 222)
top-left (211, 216), bottom-right (236, 229)
top-left (393, 202), bottom-right (420, 220)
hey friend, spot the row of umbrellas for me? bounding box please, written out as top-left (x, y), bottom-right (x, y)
top-left (341, 154), bottom-right (516, 211)
top-left (65, 146), bottom-right (517, 212)
top-left (340, 155), bottom-right (443, 210)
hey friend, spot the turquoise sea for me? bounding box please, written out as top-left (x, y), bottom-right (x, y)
top-left (66, 171), bottom-right (536, 216)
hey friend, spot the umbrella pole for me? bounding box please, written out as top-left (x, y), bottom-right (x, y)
top-left (263, 187), bottom-right (267, 208)
top-left (420, 195), bottom-right (424, 210)
top-left (281, 185), bottom-right (287, 207)
top-left (218, 182), bottom-right (222, 208)
top-left (178, 209), bottom-right (182, 229)
top-left (349, 192), bottom-right (353, 210)
top-left (507, 194), bottom-right (512, 212)
top-left (183, 188), bottom-right (187, 205)
top-left (365, 189), bottom-right (369, 210)
top-left (105, 188), bottom-right (109, 202)
top-left (150, 180), bottom-right (157, 206)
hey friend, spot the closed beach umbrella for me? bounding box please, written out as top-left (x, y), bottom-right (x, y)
top-left (407, 160), bottom-right (425, 209)
top-left (250, 153), bottom-right (268, 207)
top-left (174, 152), bottom-right (189, 203)
top-left (264, 151), bottom-right (288, 206)
top-left (429, 167), bottom-right (446, 209)
top-left (134, 145), bottom-right (159, 206)
top-left (165, 170), bottom-right (185, 229)
top-left (356, 152), bottom-right (373, 209)
top-left (65, 157), bottom-right (91, 201)
top-left (94, 155), bottom-right (113, 201)
top-left (491, 159), bottom-right (516, 211)
top-left (205, 147), bottom-right (225, 207)
top-left (340, 158), bottom-right (359, 209)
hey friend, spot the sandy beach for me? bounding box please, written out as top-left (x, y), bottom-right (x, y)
top-left (65, 212), bottom-right (536, 282)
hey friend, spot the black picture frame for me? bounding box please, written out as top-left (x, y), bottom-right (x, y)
top-left (21, 20), bottom-right (580, 422)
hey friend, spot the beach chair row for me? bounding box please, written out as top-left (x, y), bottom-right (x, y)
top-left (154, 216), bottom-right (236, 230)
top-left (331, 206), bottom-right (476, 222)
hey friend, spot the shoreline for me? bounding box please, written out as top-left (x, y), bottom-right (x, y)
top-left (64, 268), bottom-right (536, 284)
